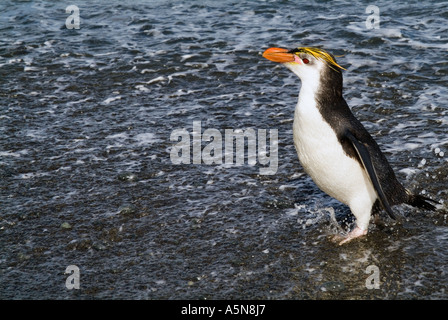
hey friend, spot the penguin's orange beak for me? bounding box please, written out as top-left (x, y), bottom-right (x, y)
top-left (262, 47), bottom-right (295, 63)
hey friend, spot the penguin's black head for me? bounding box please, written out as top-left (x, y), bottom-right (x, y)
top-left (263, 46), bottom-right (345, 95)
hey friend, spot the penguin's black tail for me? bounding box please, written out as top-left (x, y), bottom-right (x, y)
top-left (406, 190), bottom-right (438, 211)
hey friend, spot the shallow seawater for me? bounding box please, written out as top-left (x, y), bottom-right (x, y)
top-left (0, 0), bottom-right (447, 299)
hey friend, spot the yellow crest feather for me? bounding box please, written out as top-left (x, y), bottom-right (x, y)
top-left (296, 47), bottom-right (346, 71)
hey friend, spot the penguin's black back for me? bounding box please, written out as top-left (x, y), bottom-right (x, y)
top-left (315, 64), bottom-right (409, 206)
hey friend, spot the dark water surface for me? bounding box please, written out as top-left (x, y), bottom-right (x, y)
top-left (1, 0), bottom-right (447, 299)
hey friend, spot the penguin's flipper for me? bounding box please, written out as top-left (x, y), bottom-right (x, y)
top-left (344, 130), bottom-right (396, 220)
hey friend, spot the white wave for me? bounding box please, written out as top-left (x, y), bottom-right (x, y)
top-left (102, 96), bottom-right (122, 104)
top-left (133, 132), bottom-right (159, 145)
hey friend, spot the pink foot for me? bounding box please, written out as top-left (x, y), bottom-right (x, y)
top-left (331, 227), bottom-right (368, 245)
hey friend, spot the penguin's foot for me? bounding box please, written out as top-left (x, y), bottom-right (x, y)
top-left (331, 227), bottom-right (367, 245)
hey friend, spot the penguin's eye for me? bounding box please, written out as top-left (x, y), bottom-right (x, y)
top-left (302, 58), bottom-right (310, 64)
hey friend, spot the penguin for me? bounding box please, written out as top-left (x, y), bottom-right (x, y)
top-left (262, 46), bottom-right (437, 244)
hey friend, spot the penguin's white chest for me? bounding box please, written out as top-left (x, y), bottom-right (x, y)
top-left (292, 90), bottom-right (376, 207)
